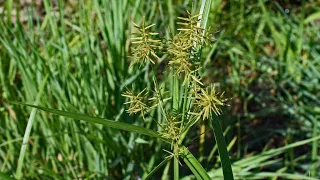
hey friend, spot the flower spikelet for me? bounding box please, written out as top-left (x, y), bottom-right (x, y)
top-left (130, 17), bottom-right (161, 67)
top-left (122, 88), bottom-right (149, 120)
top-left (190, 84), bottom-right (228, 121)
top-left (160, 115), bottom-right (181, 149)
top-left (167, 11), bottom-right (209, 85)
top-left (148, 79), bottom-right (171, 109)
top-left (176, 11), bottom-right (205, 46)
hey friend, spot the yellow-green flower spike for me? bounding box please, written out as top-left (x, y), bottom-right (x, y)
top-left (130, 17), bottom-right (161, 67)
top-left (191, 85), bottom-right (228, 121)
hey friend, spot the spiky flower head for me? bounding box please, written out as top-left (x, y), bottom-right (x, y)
top-left (130, 17), bottom-right (161, 67)
top-left (159, 115), bottom-right (181, 150)
top-left (190, 84), bottom-right (228, 121)
top-left (167, 34), bottom-right (201, 84)
top-left (122, 88), bottom-right (149, 120)
top-left (148, 79), bottom-right (171, 109)
top-left (122, 83), bottom-right (171, 120)
top-left (176, 11), bottom-right (206, 46)
top-left (167, 11), bottom-right (210, 85)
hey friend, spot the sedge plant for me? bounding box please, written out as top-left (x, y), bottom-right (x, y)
top-left (121, 9), bottom-right (234, 179)
top-left (10, 2), bottom-right (234, 180)
top-left (4, 0), bottom-right (320, 179)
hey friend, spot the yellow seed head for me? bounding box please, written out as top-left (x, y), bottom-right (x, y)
top-left (190, 84), bottom-right (228, 121)
top-left (122, 88), bottom-right (149, 120)
top-left (130, 17), bottom-right (161, 67)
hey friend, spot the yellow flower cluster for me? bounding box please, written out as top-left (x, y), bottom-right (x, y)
top-left (123, 12), bottom-right (228, 160)
top-left (130, 17), bottom-right (161, 67)
top-left (190, 85), bottom-right (228, 121)
top-left (167, 11), bottom-right (208, 85)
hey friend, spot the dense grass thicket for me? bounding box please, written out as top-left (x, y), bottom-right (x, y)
top-left (0, 0), bottom-right (319, 179)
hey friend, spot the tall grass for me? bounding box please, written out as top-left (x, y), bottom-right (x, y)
top-left (0, 0), bottom-right (319, 179)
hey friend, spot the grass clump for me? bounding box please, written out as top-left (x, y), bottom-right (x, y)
top-left (0, 0), bottom-right (319, 179)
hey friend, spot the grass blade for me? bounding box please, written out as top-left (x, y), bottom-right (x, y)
top-left (167, 0), bottom-right (175, 31)
top-left (181, 146), bottom-right (211, 180)
top-left (304, 11), bottom-right (320, 24)
top-left (5, 0), bottom-right (13, 24)
top-left (15, 75), bottom-right (48, 179)
top-left (209, 117), bottom-right (234, 180)
top-left (173, 75), bottom-right (179, 179)
top-left (10, 102), bottom-right (168, 143)
top-left (311, 116), bottom-right (319, 177)
top-left (198, 0), bottom-right (212, 32)
top-left (144, 157), bottom-right (171, 180)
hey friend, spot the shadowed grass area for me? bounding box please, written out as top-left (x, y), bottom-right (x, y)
top-left (0, 0), bottom-right (319, 179)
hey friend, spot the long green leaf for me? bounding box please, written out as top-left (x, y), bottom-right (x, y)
top-left (198, 0), bottom-right (212, 32)
top-left (181, 146), bottom-right (211, 180)
top-left (144, 157), bottom-right (171, 180)
top-left (173, 74), bottom-right (179, 180)
top-left (210, 117), bottom-right (234, 180)
top-left (16, 75), bottom-right (48, 179)
top-left (10, 102), bottom-right (169, 143)
top-left (311, 116), bottom-right (319, 178)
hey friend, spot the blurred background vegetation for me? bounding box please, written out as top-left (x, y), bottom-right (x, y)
top-left (0, 0), bottom-right (319, 179)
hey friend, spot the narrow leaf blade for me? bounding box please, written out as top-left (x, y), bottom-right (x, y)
top-left (10, 102), bottom-right (168, 142)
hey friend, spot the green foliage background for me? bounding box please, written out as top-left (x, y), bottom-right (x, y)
top-left (0, 0), bottom-right (319, 179)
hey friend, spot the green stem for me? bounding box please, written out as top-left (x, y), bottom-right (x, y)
top-left (311, 116), bottom-right (319, 177)
top-left (180, 83), bottom-right (189, 132)
top-left (172, 74), bottom-right (179, 179)
top-left (6, 0), bottom-right (13, 25)
top-left (174, 150), bottom-right (179, 180)
top-left (173, 75), bottom-right (179, 111)
top-left (167, 0), bottom-right (175, 32)
top-left (210, 117), bottom-right (234, 180)
top-left (151, 67), bottom-right (169, 122)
